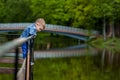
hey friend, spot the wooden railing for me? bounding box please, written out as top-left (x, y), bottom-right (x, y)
top-left (0, 36), bottom-right (34, 80)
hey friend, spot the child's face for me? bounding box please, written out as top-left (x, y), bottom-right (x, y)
top-left (35, 22), bottom-right (44, 32)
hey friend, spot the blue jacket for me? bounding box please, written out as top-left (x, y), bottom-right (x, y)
top-left (20, 23), bottom-right (37, 59)
top-left (20, 23), bottom-right (37, 38)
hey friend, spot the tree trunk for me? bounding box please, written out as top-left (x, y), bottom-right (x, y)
top-left (108, 21), bottom-right (115, 38)
top-left (103, 16), bottom-right (106, 41)
top-left (112, 21), bottom-right (115, 38)
top-left (46, 42), bottom-right (51, 50)
top-left (116, 21), bottom-right (120, 37)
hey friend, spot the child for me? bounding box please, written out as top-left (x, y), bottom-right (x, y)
top-left (20, 18), bottom-right (46, 59)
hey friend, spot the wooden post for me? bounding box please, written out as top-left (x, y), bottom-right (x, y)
top-left (14, 47), bottom-right (19, 80)
top-left (26, 53), bottom-right (30, 80)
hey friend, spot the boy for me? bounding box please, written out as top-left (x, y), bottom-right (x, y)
top-left (20, 18), bottom-right (46, 59)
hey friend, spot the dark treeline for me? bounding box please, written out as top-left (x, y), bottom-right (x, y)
top-left (0, 0), bottom-right (120, 38)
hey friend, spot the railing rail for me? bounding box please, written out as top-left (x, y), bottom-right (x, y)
top-left (0, 36), bottom-right (33, 56)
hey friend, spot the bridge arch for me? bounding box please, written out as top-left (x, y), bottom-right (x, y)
top-left (0, 23), bottom-right (98, 41)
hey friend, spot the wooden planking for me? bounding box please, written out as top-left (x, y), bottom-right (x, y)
top-left (0, 67), bottom-right (19, 74)
top-left (0, 58), bottom-right (23, 64)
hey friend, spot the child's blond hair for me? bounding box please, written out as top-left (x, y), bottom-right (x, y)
top-left (35, 18), bottom-right (46, 29)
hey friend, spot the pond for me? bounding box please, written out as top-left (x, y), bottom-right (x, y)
top-left (33, 47), bottom-right (120, 80)
top-left (0, 32), bottom-right (120, 80)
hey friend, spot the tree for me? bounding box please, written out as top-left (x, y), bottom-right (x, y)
top-left (30, 0), bottom-right (70, 25)
top-left (0, 0), bottom-right (32, 22)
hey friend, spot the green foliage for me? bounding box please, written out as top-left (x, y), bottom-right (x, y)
top-left (34, 32), bottom-right (78, 50)
top-left (30, 0), bottom-right (71, 25)
top-left (90, 37), bottom-right (120, 52)
top-left (0, 0), bottom-right (120, 31)
top-left (0, 0), bottom-right (33, 22)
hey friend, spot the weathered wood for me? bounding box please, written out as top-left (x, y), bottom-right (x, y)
top-left (8, 47), bottom-right (22, 53)
top-left (26, 53), bottom-right (30, 80)
top-left (0, 67), bottom-right (19, 74)
top-left (0, 58), bottom-right (23, 64)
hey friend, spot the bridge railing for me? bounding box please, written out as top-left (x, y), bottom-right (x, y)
top-left (0, 23), bottom-right (98, 35)
top-left (0, 35), bottom-right (34, 80)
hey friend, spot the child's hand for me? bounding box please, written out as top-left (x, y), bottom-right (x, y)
top-left (33, 35), bottom-right (36, 38)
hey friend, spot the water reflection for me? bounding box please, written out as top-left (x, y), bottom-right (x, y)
top-left (99, 49), bottom-right (120, 68)
top-left (34, 48), bottom-right (120, 80)
top-left (0, 33), bottom-right (120, 80)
